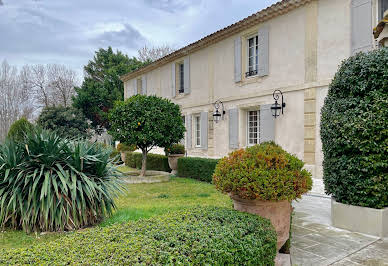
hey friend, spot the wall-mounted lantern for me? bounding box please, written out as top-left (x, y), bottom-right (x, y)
top-left (270, 90), bottom-right (286, 118)
top-left (213, 100), bottom-right (226, 123)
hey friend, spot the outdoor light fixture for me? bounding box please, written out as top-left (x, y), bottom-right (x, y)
top-left (271, 90), bottom-right (286, 118)
top-left (213, 100), bottom-right (225, 123)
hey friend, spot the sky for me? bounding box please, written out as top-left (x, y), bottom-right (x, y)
top-left (0, 0), bottom-right (279, 75)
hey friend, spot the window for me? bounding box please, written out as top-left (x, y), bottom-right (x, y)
top-left (178, 63), bottom-right (184, 93)
top-left (136, 78), bottom-right (142, 94)
top-left (247, 110), bottom-right (260, 146)
top-left (246, 35), bottom-right (259, 77)
top-left (379, 0), bottom-right (388, 21)
top-left (195, 115), bottom-right (201, 147)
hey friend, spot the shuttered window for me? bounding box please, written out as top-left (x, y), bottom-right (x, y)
top-left (379, 0), bottom-right (388, 20)
top-left (195, 115), bottom-right (201, 147)
top-left (246, 35), bottom-right (259, 77)
top-left (247, 110), bottom-right (260, 146)
top-left (179, 63), bottom-right (184, 93)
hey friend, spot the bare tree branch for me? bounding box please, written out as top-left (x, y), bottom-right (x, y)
top-left (137, 45), bottom-right (176, 63)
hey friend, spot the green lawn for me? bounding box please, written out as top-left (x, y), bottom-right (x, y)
top-left (0, 174), bottom-right (231, 250)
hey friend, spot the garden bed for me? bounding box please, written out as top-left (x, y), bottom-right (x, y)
top-left (120, 167), bottom-right (171, 184)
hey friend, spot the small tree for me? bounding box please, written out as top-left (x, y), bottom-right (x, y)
top-left (7, 117), bottom-right (34, 142)
top-left (37, 106), bottom-right (90, 139)
top-left (109, 95), bottom-right (185, 176)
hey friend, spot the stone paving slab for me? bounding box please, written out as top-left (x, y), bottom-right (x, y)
top-left (290, 195), bottom-right (385, 266)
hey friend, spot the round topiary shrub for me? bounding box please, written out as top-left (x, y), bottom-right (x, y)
top-left (0, 128), bottom-right (122, 232)
top-left (7, 117), bottom-right (34, 142)
top-left (0, 207), bottom-right (277, 265)
top-left (116, 142), bottom-right (136, 152)
top-left (213, 142), bottom-right (312, 201)
top-left (320, 48), bottom-right (388, 209)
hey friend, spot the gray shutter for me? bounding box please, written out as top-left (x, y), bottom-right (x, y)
top-left (184, 56), bottom-right (190, 94)
top-left (260, 104), bottom-right (275, 143)
top-left (186, 115), bottom-right (192, 149)
top-left (171, 63), bottom-right (176, 97)
top-left (234, 37), bottom-right (242, 82)
top-left (200, 112), bottom-right (208, 149)
top-left (133, 79), bottom-right (137, 95)
top-left (229, 108), bottom-right (239, 149)
top-left (141, 75), bottom-right (147, 95)
top-left (351, 0), bottom-right (373, 54)
top-left (258, 25), bottom-right (269, 77)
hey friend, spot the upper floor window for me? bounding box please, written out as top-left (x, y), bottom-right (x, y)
top-left (247, 110), bottom-right (260, 146)
top-left (246, 35), bottom-right (259, 78)
top-left (136, 78), bottom-right (142, 94)
top-left (178, 62), bottom-right (184, 93)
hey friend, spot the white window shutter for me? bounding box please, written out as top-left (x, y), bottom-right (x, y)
top-left (200, 112), bottom-right (208, 149)
top-left (229, 108), bottom-right (239, 149)
top-left (133, 79), bottom-right (137, 95)
top-left (171, 63), bottom-right (176, 97)
top-left (258, 25), bottom-right (269, 77)
top-left (184, 56), bottom-right (190, 94)
top-left (234, 37), bottom-right (242, 82)
top-left (141, 76), bottom-right (147, 95)
top-left (351, 0), bottom-right (373, 54)
top-left (259, 104), bottom-right (275, 143)
top-left (186, 115), bottom-right (192, 149)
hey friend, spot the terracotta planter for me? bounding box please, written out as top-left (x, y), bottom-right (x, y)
top-left (230, 194), bottom-right (292, 251)
top-left (167, 154), bottom-right (184, 175)
top-left (120, 152), bottom-right (126, 163)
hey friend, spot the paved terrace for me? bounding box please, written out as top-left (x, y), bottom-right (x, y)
top-left (291, 194), bottom-right (388, 266)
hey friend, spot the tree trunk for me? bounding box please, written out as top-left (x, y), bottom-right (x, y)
top-left (140, 149), bottom-right (147, 177)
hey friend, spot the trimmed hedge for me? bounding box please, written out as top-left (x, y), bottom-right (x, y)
top-left (177, 157), bottom-right (219, 183)
top-left (125, 152), bottom-right (171, 172)
top-left (0, 207), bottom-right (277, 265)
top-left (320, 48), bottom-right (388, 209)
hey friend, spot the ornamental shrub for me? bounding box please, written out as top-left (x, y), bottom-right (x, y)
top-left (116, 142), bottom-right (136, 152)
top-left (320, 48), bottom-right (388, 209)
top-left (125, 152), bottom-right (171, 172)
top-left (165, 143), bottom-right (185, 155)
top-left (7, 117), bottom-right (34, 142)
top-left (213, 142), bottom-right (312, 201)
top-left (177, 157), bottom-right (219, 183)
top-left (0, 207), bottom-right (277, 265)
top-left (0, 128), bottom-right (122, 232)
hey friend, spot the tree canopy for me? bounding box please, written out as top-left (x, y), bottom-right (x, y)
top-left (72, 47), bottom-right (146, 133)
top-left (109, 95), bottom-right (185, 176)
top-left (37, 106), bottom-right (90, 139)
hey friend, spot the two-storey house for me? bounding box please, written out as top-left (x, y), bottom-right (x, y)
top-left (121, 0), bottom-right (387, 180)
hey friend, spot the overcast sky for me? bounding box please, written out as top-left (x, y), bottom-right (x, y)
top-left (0, 0), bottom-right (278, 75)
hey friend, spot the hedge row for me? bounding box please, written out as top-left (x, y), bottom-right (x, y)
top-left (177, 157), bottom-right (219, 183)
top-left (125, 152), bottom-right (171, 172)
top-left (0, 207), bottom-right (277, 265)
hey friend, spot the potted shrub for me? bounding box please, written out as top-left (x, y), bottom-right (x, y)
top-left (213, 142), bottom-right (312, 250)
top-left (116, 142), bottom-right (136, 162)
top-left (166, 144), bottom-right (185, 175)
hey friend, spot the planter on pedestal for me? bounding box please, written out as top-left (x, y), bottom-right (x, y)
top-left (168, 154), bottom-right (184, 175)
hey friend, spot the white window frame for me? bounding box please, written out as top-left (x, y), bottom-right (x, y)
top-left (246, 34), bottom-right (259, 78)
top-left (194, 115), bottom-right (201, 147)
top-left (246, 110), bottom-right (260, 146)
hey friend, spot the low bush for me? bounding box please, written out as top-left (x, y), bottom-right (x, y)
top-left (125, 152), bottom-right (171, 172)
top-left (0, 207), bottom-right (277, 265)
top-left (7, 117), bottom-right (34, 141)
top-left (165, 143), bottom-right (185, 155)
top-left (177, 157), bottom-right (219, 183)
top-left (213, 142), bottom-right (312, 201)
top-left (116, 142), bottom-right (136, 153)
top-left (0, 128), bottom-right (122, 232)
top-left (320, 48), bottom-right (388, 209)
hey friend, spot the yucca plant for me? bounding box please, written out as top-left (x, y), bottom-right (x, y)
top-left (0, 128), bottom-right (122, 232)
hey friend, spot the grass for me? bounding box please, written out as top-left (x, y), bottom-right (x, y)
top-left (0, 169), bottom-right (231, 250)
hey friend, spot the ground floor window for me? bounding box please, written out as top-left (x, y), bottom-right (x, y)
top-left (181, 115), bottom-right (185, 145)
top-left (247, 110), bottom-right (260, 146)
top-left (195, 115), bottom-right (201, 147)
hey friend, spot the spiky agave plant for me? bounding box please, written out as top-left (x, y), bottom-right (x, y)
top-left (0, 128), bottom-right (122, 232)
